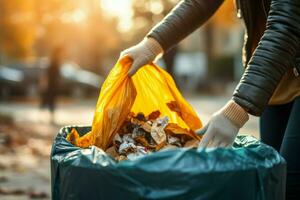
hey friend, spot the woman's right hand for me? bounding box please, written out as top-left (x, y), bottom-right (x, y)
top-left (120, 37), bottom-right (163, 76)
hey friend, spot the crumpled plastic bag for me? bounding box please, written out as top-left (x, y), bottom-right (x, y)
top-left (67, 56), bottom-right (202, 150)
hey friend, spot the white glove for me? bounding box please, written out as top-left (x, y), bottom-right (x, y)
top-left (120, 37), bottom-right (163, 76)
top-left (198, 100), bottom-right (249, 148)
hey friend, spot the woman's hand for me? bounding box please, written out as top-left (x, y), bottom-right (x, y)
top-left (197, 100), bottom-right (249, 148)
top-left (120, 37), bottom-right (163, 76)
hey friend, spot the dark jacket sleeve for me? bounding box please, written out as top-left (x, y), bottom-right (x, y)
top-left (147, 0), bottom-right (224, 51)
top-left (233, 0), bottom-right (300, 116)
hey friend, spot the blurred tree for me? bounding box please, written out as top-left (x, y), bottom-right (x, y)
top-left (34, 0), bottom-right (121, 74)
top-left (130, 0), bottom-right (179, 76)
top-left (211, 0), bottom-right (237, 28)
top-left (0, 0), bottom-right (122, 74)
top-left (202, 0), bottom-right (237, 82)
top-left (0, 0), bottom-right (37, 60)
top-left (130, 0), bottom-right (179, 39)
top-left (85, 0), bottom-right (121, 74)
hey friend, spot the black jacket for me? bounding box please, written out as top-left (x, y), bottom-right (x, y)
top-left (147, 0), bottom-right (300, 116)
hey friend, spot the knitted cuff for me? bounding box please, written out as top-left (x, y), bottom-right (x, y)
top-left (221, 100), bottom-right (249, 128)
top-left (143, 37), bottom-right (163, 60)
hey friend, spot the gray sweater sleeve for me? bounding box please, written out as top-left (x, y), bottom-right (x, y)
top-left (147, 0), bottom-right (224, 51)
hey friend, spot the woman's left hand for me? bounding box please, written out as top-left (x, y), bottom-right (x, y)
top-left (197, 100), bottom-right (249, 148)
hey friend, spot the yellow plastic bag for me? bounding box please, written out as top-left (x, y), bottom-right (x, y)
top-left (68, 57), bottom-right (202, 150)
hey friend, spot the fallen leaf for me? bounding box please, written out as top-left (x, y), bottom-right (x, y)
top-left (166, 101), bottom-right (182, 118)
top-left (147, 110), bottom-right (161, 120)
top-left (184, 139), bottom-right (199, 148)
top-left (165, 123), bottom-right (200, 140)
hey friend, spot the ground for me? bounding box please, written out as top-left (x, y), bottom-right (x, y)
top-left (0, 95), bottom-right (259, 200)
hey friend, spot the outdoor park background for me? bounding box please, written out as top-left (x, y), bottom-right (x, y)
top-left (0, 0), bottom-right (259, 199)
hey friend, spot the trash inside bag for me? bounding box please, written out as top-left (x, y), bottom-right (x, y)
top-left (51, 126), bottom-right (286, 200)
top-left (66, 57), bottom-right (202, 153)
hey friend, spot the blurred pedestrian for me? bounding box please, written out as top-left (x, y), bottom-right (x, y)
top-left (41, 46), bottom-right (64, 124)
top-left (120, 0), bottom-right (300, 199)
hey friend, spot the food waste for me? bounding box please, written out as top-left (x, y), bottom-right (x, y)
top-left (67, 110), bottom-right (201, 161)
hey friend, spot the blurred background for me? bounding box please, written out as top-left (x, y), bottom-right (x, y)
top-left (0, 0), bottom-right (259, 199)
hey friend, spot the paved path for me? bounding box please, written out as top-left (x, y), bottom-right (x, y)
top-left (0, 95), bottom-right (260, 137)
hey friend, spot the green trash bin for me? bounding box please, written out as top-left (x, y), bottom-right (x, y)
top-left (51, 126), bottom-right (286, 200)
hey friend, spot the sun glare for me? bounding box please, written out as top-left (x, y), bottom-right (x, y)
top-left (61, 9), bottom-right (86, 23)
top-left (100, 0), bottom-right (133, 32)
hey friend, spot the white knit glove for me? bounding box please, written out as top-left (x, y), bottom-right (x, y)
top-left (120, 37), bottom-right (163, 76)
top-left (197, 100), bottom-right (249, 148)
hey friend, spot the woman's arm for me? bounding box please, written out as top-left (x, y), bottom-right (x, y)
top-left (121, 0), bottom-right (224, 76)
top-left (199, 0), bottom-right (300, 148)
top-left (147, 0), bottom-right (224, 51)
top-left (233, 0), bottom-right (300, 116)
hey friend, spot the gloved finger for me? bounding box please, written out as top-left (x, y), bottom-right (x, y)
top-left (218, 141), bottom-right (229, 148)
top-left (119, 49), bottom-right (130, 59)
top-left (226, 141), bottom-right (234, 148)
top-left (128, 60), bottom-right (143, 76)
top-left (207, 136), bottom-right (221, 148)
top-left (199, 130), bottom-right (213, 148)
top-left (196, 123), bottom-right (209, 136)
